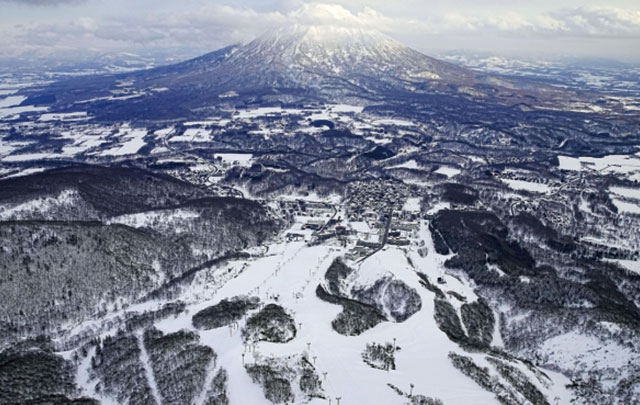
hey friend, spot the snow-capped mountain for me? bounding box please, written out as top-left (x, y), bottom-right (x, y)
top-left (142, 23), bottom-right (474, 91)
top-left (228, 24), bottom-right (469, 82)
top-left (166, 23), bottom-right (471, 99)
top-left (22, 22), bottom-right (579, 119)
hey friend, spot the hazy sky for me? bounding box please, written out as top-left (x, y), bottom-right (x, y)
top-left (1, 0), bottom-right (640, 63)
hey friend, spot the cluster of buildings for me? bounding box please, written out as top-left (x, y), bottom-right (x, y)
top-left (346, 180), bottom-right (413, 217)
top-left (278, 179), bottom-right (425, 262)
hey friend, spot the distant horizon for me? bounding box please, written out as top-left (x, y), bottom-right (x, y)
top-left (1, 32), bottom-right (639, 73)
top-left (1, 1), bottom-right (640, 67)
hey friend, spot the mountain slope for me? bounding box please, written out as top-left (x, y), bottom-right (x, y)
top-left (0, 166), bottom-right (282, 347)
top-left (191, 25), bottom-right (474, 86)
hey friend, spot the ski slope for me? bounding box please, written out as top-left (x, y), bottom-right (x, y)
top-left (118, 218), bottom-right (572, 404)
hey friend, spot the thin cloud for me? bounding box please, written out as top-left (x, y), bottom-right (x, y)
top-left (1, 2), bottom-right (640, 62)
top-left (0, 0), bottom-right (86, 5)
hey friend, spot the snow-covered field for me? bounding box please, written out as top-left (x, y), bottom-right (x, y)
top-left (558, 154), bottom-right (640, 180)
top-left (0, 104), bottom-right (48, 120)
top-left (606, 259), bottom-right (640, 275)
top-left (610, 186), bottom-right (640, 200)
top-left (388, 160), bottom-right (420, 170)
top-left (0, 167), bottom-right (45, 179)
top-left (2, 152), bottom-right (56, 162)
top-left (611, 199), bottom-right (640, 214)
top-left (169, 128), bottom-right (213, 143)
top-left (214, 153), bottom-right (254, 167)
top-left (402, 197), bottom-right (421, 212)
top-left (0, 88), bottom-right (48, 119)
top-left (184, 120), bottom-right (230, 127)
top-left (0, 95), bottom-right (26, 108)
top-left (329, 104), bottom-right (364, 114)
top-left (435, 166), bottom-right (461, 178)
top-left (236, 107), bottom-right (291, 119)
top-left (99, 127), bottom-right (147, 156)
top-left (373, 118), bottom-right (415, 127)
top-left (0, 102), bottom-right (422, 168)
top-left (0, 143), bottom-right (20, 156)
top-left (233, 104), bottom-right (366, 129)
top-left (608, 186), bottom-right (640, 213)
top-left (502, 179), bottom-right (552, 194)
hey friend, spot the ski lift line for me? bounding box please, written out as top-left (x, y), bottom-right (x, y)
top-left (305, 345), bottom-right (338, 403)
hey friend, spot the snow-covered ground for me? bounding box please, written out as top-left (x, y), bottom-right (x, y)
top-left (65, 214), bottom-right (574, 405)
top-left (609, 186), bottom-right (640, 213)
top-left (426, 202), bottom-right (451, 215)
top-left (402, 197), bottom-right (421, 212)
top-left (0, 104), bottom-right (48, 120)
top-left (236, 107), bottom-right (291, 119)
top-left (611, 199), bottom-right (640, 214)
top-left (99, 127), bottom-right (147, 156)
top-left (277, 193), bottom-right (343, 204)
top-left (215, 153), bottom-right (254, 167)
top-left (388, 160), bottom-right (420, 170)
top-left (0, 95), bottom-right (26, 108)
top-left (435, 166), bottom-right (461, 178)
top-left (502, 179), bottom-right (552, 194)
top-left (540, 331), bottom-right (636, 373)
top-left (329, 104), bottom-right (364, 114)
top-left (0, 189), bottom-right (80, 220)
top-left (1, 93), bottom-right (628, 403)
top-left (0, 143), bottom-right (20, 156)
top-left (606, 259), bottom-right (640, 275)
top-left (558, 154), bottom-right (640, 181)
top-left (169, 128), bottom-right (213, 143)
top-left (373, 118), bottom-right (415, 127)
top-left (57, 127), bottom-right (111, 156)
top-left (2, 152), bottom-right (56, 162)
top-left (609, 186), bottom-right (640, 200)
top-left (150, 232), bottom-right (502, 405)
top-left (0, 87), bottom-right (48, 119)
top-left (107, 209), bottom-right (200, 232)
top-left (0, 167), bottom-right (45, 179)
